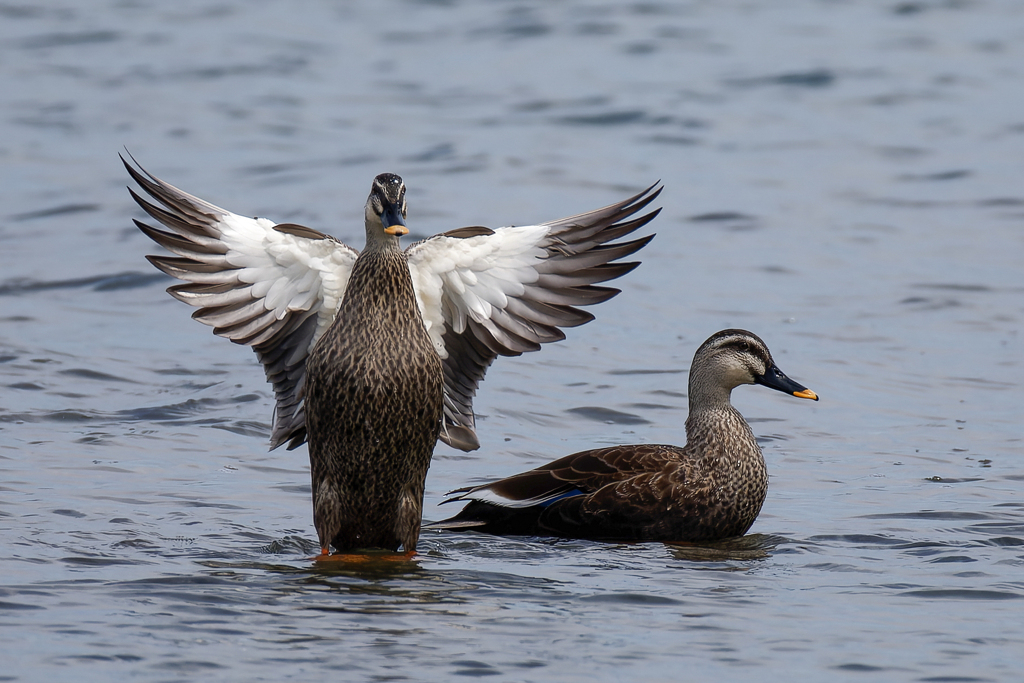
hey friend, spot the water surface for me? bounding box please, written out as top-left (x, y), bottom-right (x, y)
top-left (1, 1), bottom-right (1022, 681)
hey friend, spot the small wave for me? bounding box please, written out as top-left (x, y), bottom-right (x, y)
top-left (0, 600), bottom-right (44, 611)
top-left (260, 535), bottom-right (319, 555)
top-left (7, 382), bottom-right (44, 391)
top-left (62, 556), bottom-right (140, 567)
top-left (607, 368), bottom-right (684, 376)
top-left (403, 142), bottom-right (456, 163)
top-left (0, 271), bottom-right (166, 296)
top-left (565, 406), bottom-right (650, 425)
top-left (557, 110), bottom-right (648, 126)
top-left (686, 211), bottom-right (759, 231)
top-left (899, 169), bottom-right (972, 182)
top-left (626, 402), bottom-right (680, 411)
top-left (210, 420), bottom-right (270, 439)
top-left (975, 536), bottom-right (1024, 547)
top-left (808, 533), bottom-right (909, 545)
top-left (118, 395), bottom-right (260, 422)
top-left (52, 509), bottom-right (87, 518)
top-left (18, 30), bottom-right (119, 50)
top-left (11, 410), bottom-right (98, 423)
top-left (859, 511), bottom-right (994, 521)
top-left (727, 68), bottom-right (836, 89)
top-left (578, 592), bottom-right (681, 605)
top-left (8, 203), bottom-right (99, 221)
top-left (59, 368), bottom-right (135, 383)
top-left (901, 588), bottom-right (1022, 601)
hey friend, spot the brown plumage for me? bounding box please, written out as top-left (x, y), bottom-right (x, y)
top-left (304, 175), bottom-right (442, 551)
top-left (429, 329), bottom-right (818, 543)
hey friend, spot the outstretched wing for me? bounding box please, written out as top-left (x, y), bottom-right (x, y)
top-left (124, 155), bottom-right (358, 450)
top-left (406, 184), bottom-right (661, 451)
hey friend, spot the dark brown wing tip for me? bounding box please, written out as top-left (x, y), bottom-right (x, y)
top-left (275, 430), bottom-right (307, 451)
top-left (618, 181), bottom-right (664, 215)
top-left (423, 518), bottom-right (488, 529)
top-left (439, 424), bottom-right (481, 452)
top-left (120, 148), bottom-right (154, 186)
top-left (609, 233), bottom-right (656, 259)
top-left (272, 223), bottom-right (331, 241)
top-left (442, 226), bottom-right (497, 239)
top-left (612, 181), bottom-right (663, 208)
top-left (442, 484), bottom-right (476, 500)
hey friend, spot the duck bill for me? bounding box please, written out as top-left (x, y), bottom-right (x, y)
top-left (755, 364), bottom-right (819, 401)
top-left (381, 203), bottom-right (408, 236)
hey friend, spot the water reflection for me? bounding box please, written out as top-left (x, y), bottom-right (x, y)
top-left (666, 533), bottom-right (783, 563)
top-left (308, 550), bottom-right (425, 582)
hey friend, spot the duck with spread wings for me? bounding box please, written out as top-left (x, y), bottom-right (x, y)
top-left (125, 156), bottom-right (660, 553)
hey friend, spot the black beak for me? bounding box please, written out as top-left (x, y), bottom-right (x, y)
top-left (755, 363), bottom-right (818, 400)
top-left (381, 202), bottom-right (408, 236)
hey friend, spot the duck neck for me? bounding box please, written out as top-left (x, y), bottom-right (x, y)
top-left (363, 221), bottom-right (403, 255)
top-left (343, 248), bottom-right (416, 318)
top-left (330, 220), bottom-right (413, 332)
top-left (684, 367), bottom-right (755, 452)
top-left (687, 365), bottom-right (736, 417)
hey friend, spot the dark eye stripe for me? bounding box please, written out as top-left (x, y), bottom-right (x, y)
top-left (716, 337), bottom-right (769, 364)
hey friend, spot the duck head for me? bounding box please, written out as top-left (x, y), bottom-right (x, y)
top-left (364, 173), bottom-right (408, 250)
top-left (689, 329), bottom-right (818, 408)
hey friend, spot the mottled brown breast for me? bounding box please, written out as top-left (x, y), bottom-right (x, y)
top-left (304, 249), bottom-right (443, 551)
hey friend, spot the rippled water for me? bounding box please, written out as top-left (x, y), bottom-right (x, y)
top-left (2, 1), bottom-right (1022, 681)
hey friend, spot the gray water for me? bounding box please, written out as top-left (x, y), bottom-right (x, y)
top-left (1, 1), bottom-right (1022, 681)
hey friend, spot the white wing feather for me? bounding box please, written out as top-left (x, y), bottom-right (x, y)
top-left (124, 157), bottom-right (358, 449)
top-left (408, 225), bottom-right (548, 358)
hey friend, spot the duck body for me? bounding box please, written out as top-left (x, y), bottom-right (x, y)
top-left (125, 157), bottom-right (661, 552)
top-left (437, 439), bottom-right (766, 543)
top-left (431, 329), bottom-right (817, 543)
top-left (305, 249), bottom-right (442, 551)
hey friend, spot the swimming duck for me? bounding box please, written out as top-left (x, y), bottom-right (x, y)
top-left (124, 156), bottom-right (660, 552)
top-left (429, 329), bottom-right (817, 543)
